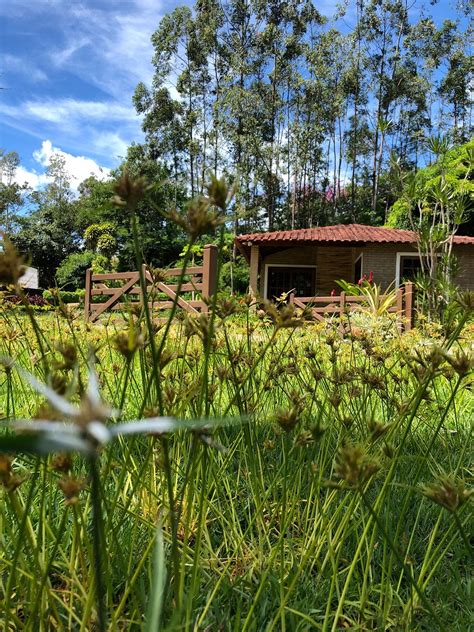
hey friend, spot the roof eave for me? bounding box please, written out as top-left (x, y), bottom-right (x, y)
top-left (234, 237), bottom-right (251, 262)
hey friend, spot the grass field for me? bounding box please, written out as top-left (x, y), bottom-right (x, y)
top-left (0, 299), bottom-right (472, 631)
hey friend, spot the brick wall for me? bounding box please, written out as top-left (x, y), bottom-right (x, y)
top-left (262, 246), bottom-right (318, 268)
top-left (361, 244), bottom-right (403, 289)
top-left (260, 245), bottom-right (353, 296)
top-left (362, 244), bottom-right (474, 290)
top-left (316, 247), bottom-right (353, 294)
top-left (260, 246), bottom-right (316, 297)
top-left (255, 243), bottom-right (474, 297)
top-left (453, 246), bottom-right (474, 290)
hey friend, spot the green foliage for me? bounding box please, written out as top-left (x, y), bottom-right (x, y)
top-left (55, 251), bottom-right (95, 289)
top-left (220, 256), bottom-right (249, 295)
top-left (1, 179), bottom-right (473, 629)
top-left (387, 137), bottom-right (473, 319)
top-left (12, 154), bottom-right (79, 286)
top-left (96, 233), bottom-right (116, 256)
top-left (0, 302), bottom-right (472, 629)
top-left (43, 288), bottom-right (85, 304)
top-left (336, 278), bottom-right (398, 317)
top-left (0, 291), bottom-right (52, 312)
top-left (111, 144), bottom-right (187, 270)
top-left (387, 139), bottom-right (474, 233)
top-left (91, 253), bottom-right (113, 275)
top-left (0, 150), bottom-right (29, 235)
top-left (75, 176), bottom-right (115, 232)
top-left (84, 222), bottom-right (116, 251)
top-left (133, 0), bottom-right (472, 231)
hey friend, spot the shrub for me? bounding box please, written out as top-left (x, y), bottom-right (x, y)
top-left (84, 222), bottom-right (117, 255)
top-left (220, 257), bottom-right (250, 295)
top-left (1, 291), bottom-right (52, 310)
top-left (43, 289), bottom-right (84, 305)
top-left (56, 251), bottom-right (95, 290)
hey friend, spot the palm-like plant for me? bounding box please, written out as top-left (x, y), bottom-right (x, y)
top-left (336, 278), bottom-right (398, 317)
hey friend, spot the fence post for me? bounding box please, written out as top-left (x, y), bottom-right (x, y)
top-left (396, 286), bottom-right (404, 333)
top-left (404, 282), bottom-right (414, 331)
top-left (84, 268), bottom-right (92, 322)
top-left (202, 244), bottom-right (218, 311)
top-left (289, 292), bottom-right (295, 305)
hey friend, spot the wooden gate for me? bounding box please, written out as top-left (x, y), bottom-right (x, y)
top-left (290, 282), bottom-right (415, 332)
top-left (84, 244), bottom-right (218, 323)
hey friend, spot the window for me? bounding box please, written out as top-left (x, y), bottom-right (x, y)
top-left (396, 252), bottom-right (433, 287)
top-left (400, 255), bottom-right (423, 281)
top-left (266, 266), bottom-right (316, 299)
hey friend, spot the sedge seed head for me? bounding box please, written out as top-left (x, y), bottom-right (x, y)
top-left (169, 196), bottom-right (224, 239)
top-left (334, 443), bottom-right (380, 489)
top-left (275, 407), bottom-right (300, 433)
top-left (112, 168), bottom-right (151, 211)
top-left (58, 476), bottom-right (84, 505)
top-left (0, 237), bottom-right (26, 286)
top-left (446, 350), bottom-right (473, 378)
top-left (205, 175), bottom-right (232, 211)
top-left (421, 476), bottom-right (472, 513)
top-left (51, 453), bottom-right (73, 473)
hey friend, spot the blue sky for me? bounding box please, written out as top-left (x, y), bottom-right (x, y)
top-left (0, 0), bottom-right (187, 188)
top-left (0, 0), bottom-right (465, 190)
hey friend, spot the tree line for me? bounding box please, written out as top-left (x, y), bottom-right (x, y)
top-left (0, 0), bottom-right (472, 289)
top-left (134, 0), bottom-right (472, 230)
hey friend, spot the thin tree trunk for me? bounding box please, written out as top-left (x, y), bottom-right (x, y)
top-left (351, 0), bottom-right (363, 220)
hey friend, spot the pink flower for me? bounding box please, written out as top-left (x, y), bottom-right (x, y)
top-left (331, 289), bottom-right (337, 297)
top-left (368, 271), bottom-right (374, 284)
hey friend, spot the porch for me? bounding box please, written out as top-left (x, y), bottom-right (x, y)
top-left (235, 224), bottom-right (474, 300)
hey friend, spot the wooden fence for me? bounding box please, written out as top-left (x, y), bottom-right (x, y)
top-left (84, 244), bottom-right (218, 323)
top-left (289, 282), bottom-right (414, 331)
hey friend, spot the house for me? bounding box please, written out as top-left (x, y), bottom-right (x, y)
top-left (234, 224), bottom-right (474, 299)
top-left (18, 266), bottom-right (39, 289)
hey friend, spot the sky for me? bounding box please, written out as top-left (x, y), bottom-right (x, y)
top-left (0, 0), bottom-right (466, 191)
top-left (0, 0), bottom-right (187, 189)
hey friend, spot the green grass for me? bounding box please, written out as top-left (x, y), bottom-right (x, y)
top-left (0, 298), bottom-right (472, 631)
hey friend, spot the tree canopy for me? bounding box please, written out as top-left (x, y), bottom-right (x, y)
top-left (1, 0), bottom-right (472, 290)
top-left (134, 0), bottom-right (473, 231)
top-left (387, 138), bottom-right (474, 235)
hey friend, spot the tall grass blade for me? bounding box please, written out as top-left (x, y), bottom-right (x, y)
top-left (145, 522), bottom-right (166, 632)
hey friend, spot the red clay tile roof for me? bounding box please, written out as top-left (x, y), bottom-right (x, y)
top-left (235, 224), bottom-right (474, 259)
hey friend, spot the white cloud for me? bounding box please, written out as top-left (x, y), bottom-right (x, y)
top-left (91, 132), bottom-right (129, 160)
top-left (13, 165), bottom-right (50, 189)
top-left (1, 0), bottom-right (177, 179)
top-left (47, 2), bottom-right (162, 100)
top-left (0, 98), bottom-right (140, 163)
top-left (0, 99), bottom-right (137, 126)
top-left (53, 37), bottom-right (91, 67)
top-left (35, 140), bottom-right (111, 185)
top-left (1, 0), bottom-right (176, 175)
top-left (2, 54), bottom-right (48, 83)
top-left (14, 141), bottom-right (111, 191)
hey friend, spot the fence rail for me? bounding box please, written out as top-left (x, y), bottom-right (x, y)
top-left (290, 282), bottom-right (414, 331)
top-left (84, 244), bottom-right (218, 323)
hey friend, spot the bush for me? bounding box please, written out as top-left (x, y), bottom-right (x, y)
top-left (220, 256), bottom-right (250, 294)
top-left (56, 251), bottom-right (95, 290)
top-left (43, 289), bottom-right (84, 305)
top-left (1, 291), bottom-right (52, 310)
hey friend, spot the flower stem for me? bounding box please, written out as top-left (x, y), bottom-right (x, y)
top-left (89, 455), bottom-right (108, 632)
